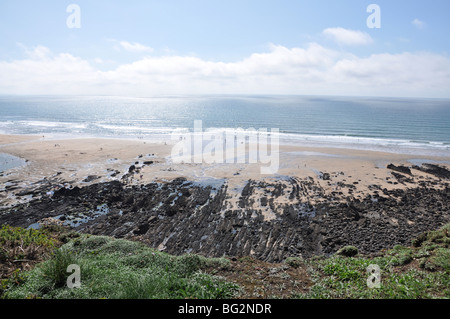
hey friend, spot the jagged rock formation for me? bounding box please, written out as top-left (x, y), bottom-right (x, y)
top-left (1, 164), bottom-right (449, 262)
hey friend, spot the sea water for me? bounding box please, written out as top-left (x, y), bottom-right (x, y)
top-left (0, 153), bottom-right (27, 173)
top-left (0, 95), bottom-right (449, 156)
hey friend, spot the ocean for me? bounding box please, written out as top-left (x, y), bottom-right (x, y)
top-left (0, 95), bottom-right (449, 156)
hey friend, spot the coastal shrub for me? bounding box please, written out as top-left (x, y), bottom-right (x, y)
top-left (40, 247), bottom-right (79, 289)
top-left (173, 254), bottom-right (206, 276)
top-left (386, 246), bottom-right (413, 266)
top-left (0, 225), bottom-right (57, 248)
top-left (0, 269), bottom-right (27, 297)
top-left (0, 225), bottom-right (63, 298)
top-left (0, 248), bottom-right (8, 263)
top-left (59, 230), bottom-right (81, 244)
top-left (285, 257), bottom-right (304, 269)
top-left (412, 232), bottom-right (428, 248)
top-left (335, 245), bottom-right (358, 257)
top-left (412, 224), bottom-right (450, 248)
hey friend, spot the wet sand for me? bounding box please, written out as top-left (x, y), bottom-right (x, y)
top-left (1, 133), bottom-right (449, 209)
top-left (1, 135), bottom-right (449, 185)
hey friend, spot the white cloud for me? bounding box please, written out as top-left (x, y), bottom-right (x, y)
top-left (0, 46), bottom-right (96, 95)
top-left (330, 52), bottom-right (450, 96)
top-left (118, 41), bottom-right (154, 53)
top-left (412, 18), bottom-right (426, 29)
top-left (15, 44), bottom-right (53, 60)
top-left (323, 27), bottom-right (373, 46)
top-left (0, 43), bottom-right (450, 98)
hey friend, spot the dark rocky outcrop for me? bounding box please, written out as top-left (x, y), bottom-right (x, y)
top-left (387, 164), bottom-right (412, 175)
top-left (391, 172), bottom-right (414, 184)
top-left (1, 165), bottom-right (449, 262)
top-left (412, 163), bottom-right (450, 179)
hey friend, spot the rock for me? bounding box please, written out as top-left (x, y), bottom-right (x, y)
top-left (391, 172), bottom-right (414, 184)
top-left (413, 163), bottom-right (450, 179)
top-left (180, 188), bottom-right (191, 197)
top-left (284, 205), bottom-right (297, 219)
top-left (0, 176), bottom-right (448, 263)
top-left (260, 196), bottom-right (268, 207)
top-left (241, 181), bottom-right (252, 197)
top-left (387, 164), bottom-right (412, 175)
top-left (16, 189), bottom-right (36, 197)
top-left (195, 187), bottom-right (211, 206)
top-left (83, 175), bottom-right (99, 183)
top-left (53, 186), bottom-right (80, 197)
top-left (133, 223), bottom-right (150, 235)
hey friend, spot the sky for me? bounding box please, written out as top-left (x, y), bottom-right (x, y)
top-left (0, 0), bottom-right (449, 98)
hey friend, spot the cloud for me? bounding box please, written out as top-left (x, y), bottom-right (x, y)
top-left (412, 18), bottom-right (426, 29)
top-left (0, 43), bottom-right (449, 98)
top-left (117, 41), bottom-right (154, 53)
top-left (323, 27), bottom-right (373, 46)
top-left (330, 51), bottom-right (450, 96)
top-left (0, 46), bottom-right (96, 95)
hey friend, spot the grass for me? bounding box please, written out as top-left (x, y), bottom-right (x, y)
top-left (2, 233), bottom-right (238, 299)
top-left (295, 223), bottom-right (450, 299)
top-left (1, 223), bottom-right (449, 299)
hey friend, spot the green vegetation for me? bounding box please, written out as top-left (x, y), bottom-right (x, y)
top-left (1, 223), bottom-right (449, 299)
top-left (1, 224), bottom-right (61, 296)
top-left (0, 224), bottom-right (57, 249)
top-left (296, 223), bottom-right (450, 299)
top-left (284, 257), bottom-right (303, 269)
top-left (2, 234), bottom-right (238, 299)
top-left (335, 245), bottom-right (358, 257)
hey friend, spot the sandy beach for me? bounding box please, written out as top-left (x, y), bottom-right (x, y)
top-left (1, 133), bottom-right (449, 261)
top-left (1, 133), bottom-right (449, 200)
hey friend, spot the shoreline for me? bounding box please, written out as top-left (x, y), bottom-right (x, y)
top-left (1, 133), bottom-right (449, 206)
top-left (0, 133), bottom-right (449, 261)
top-left (1, 132), bottom-right (449, 177)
